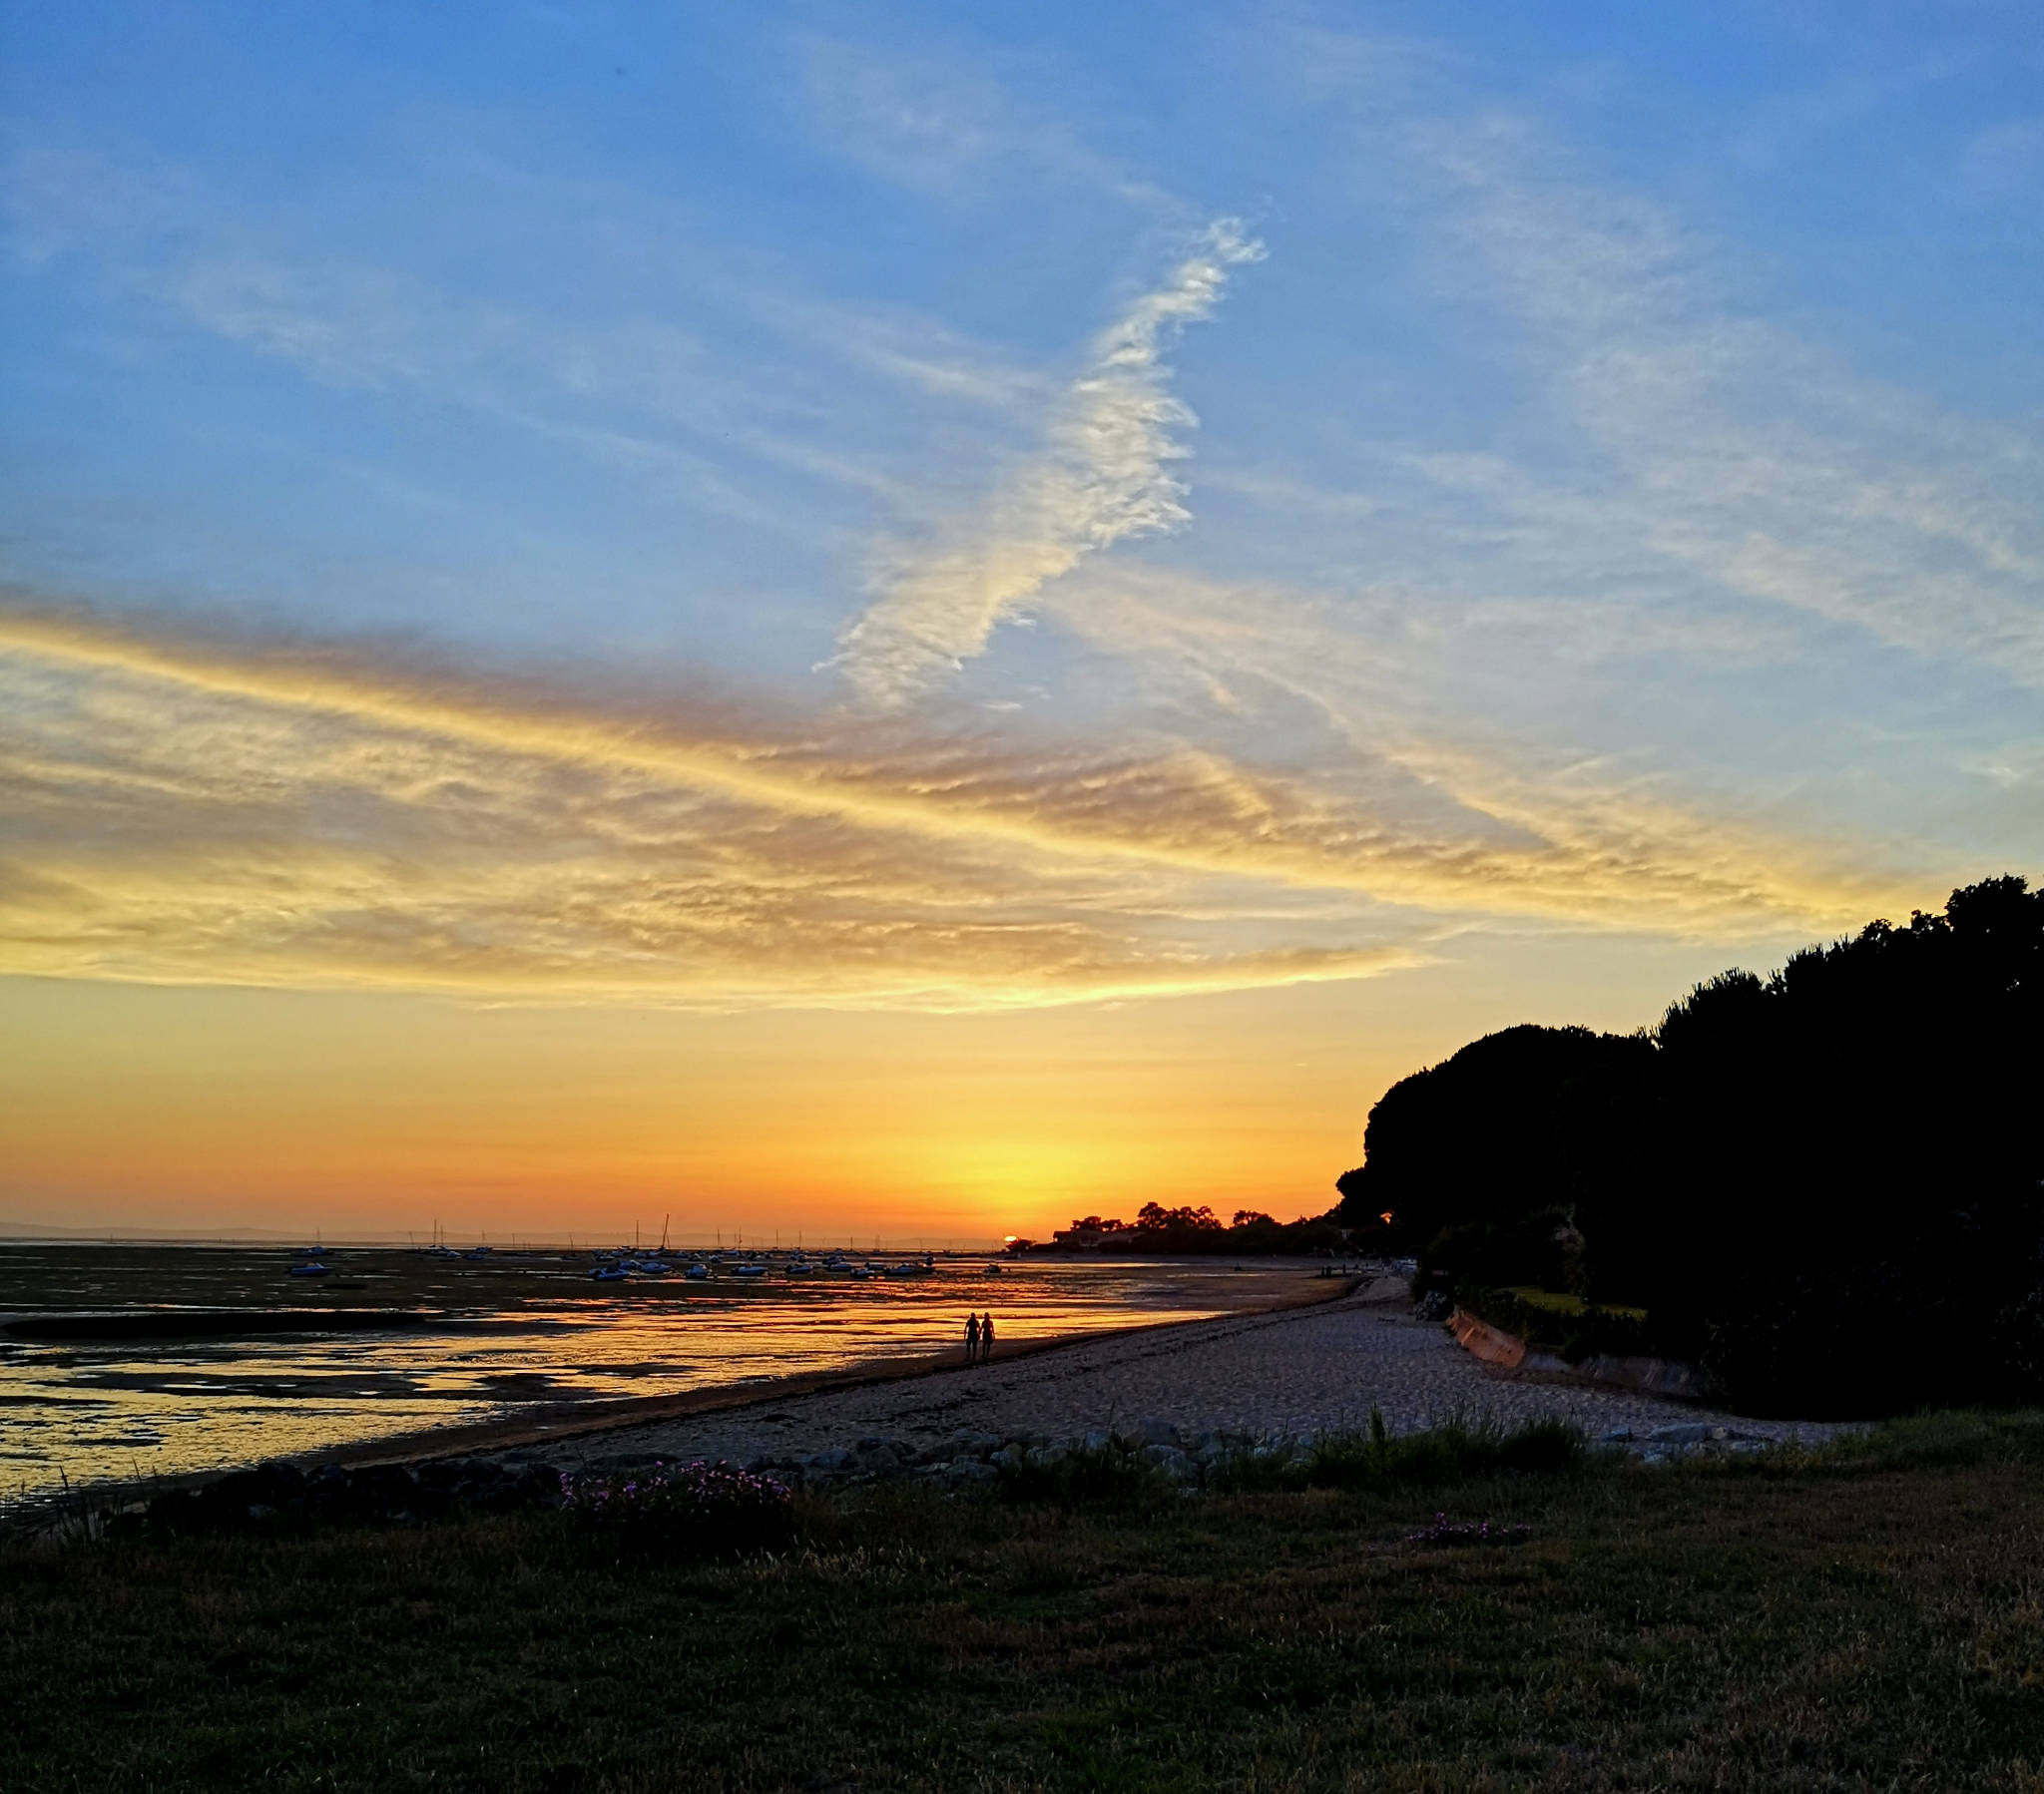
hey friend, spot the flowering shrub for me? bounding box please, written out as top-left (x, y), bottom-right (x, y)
top-left (1404, 1512), bottom-right (1530, 1548)
top-left (559, 1460), bottom-right (793, 1555)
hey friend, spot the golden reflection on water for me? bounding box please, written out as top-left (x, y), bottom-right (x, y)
top-left (0, 1246), bottom-right (1316, 1498)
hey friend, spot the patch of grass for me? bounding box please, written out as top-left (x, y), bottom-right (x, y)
top-left (5, 1418), bottom-right (2044, 1790)
top-left (1505, 1285), bottom-right (1648, 1322)
top-left (1460, 1284), bottom-right (1659, 1361)
top-left (1807, 1407), bottom-right (2044, 1471)
top-left (1207, 1413), bottom-right (1588, 1494)
top-left (995, 1446), bottom-right (1178, 1511)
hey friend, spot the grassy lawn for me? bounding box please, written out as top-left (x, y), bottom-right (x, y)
top-left (5, 1418), bottom-right (2044, 1791)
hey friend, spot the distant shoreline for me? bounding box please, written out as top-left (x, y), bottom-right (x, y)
top-left (0, 1229), bottom-right (1020, 1251)
top-left (285, 1271), bottom-right (1364, 1472)
top-left (2, 1269), bottom-right (1362, 1525)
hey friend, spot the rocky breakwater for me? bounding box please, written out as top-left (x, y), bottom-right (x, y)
top-left (1594, 1422), bottom-right (1792, 1465)
top-left (587, 1416), bottom-right (1483, 1492)
top-left (573, 1413), bottom-right (1813, 1491)
top-left (67, 1412), bottom-right (1816, 1544)
top-left (762, 1415), bottom-right (1242, 1491)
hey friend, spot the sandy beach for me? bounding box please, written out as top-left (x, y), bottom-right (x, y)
top-left (10, 1267), bottom-right (1836, 1529)
top-left (0, 1248), bottom-right (1320, 1500)
top-left (535, 1271), bottom-right (1835, 1473)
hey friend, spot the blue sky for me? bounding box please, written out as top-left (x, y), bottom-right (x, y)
top-left (8, 4), bottom-right (2038, 678)
top-left (0, 3), bottom-right (2041, 1231)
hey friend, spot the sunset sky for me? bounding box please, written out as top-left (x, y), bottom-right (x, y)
top-left (3, 3), bottom-right (2039, 1243)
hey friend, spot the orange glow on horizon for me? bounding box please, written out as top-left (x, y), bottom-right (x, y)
top-left (0, 924), bottom-right (1779, 1244)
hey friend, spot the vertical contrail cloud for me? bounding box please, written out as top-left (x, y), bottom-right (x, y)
top-left (835, 220), bottom-right (1265, 707)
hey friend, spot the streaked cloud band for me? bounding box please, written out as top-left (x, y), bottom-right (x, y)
top-left (834, 222), bottom-right (1265, 706)
top-left (0, 604), bottom-right (1914, 1009)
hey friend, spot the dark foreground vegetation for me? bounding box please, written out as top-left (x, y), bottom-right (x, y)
top-left (7, 1417), bottom-right (2044, 1791)
top-left (1336, 875), bottom-right (2044, 1416)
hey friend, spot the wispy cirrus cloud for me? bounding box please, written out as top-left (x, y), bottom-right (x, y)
top-left (1174, 48), bottom-right (2044, 702)
top-left (833, 221), bottom-right (1266, 707)
top-left (1030, 563), bottom-right (1923, 929)
top-left (0, 603), bottom-right (1917, 1014)
top-left (0, 602), bottom-right (1426, 1006)
top-left (1957, 116), bottom-right (2044, 206)
top-left (1403, 112), bottom-right (2044, 685)
top-left (0, 147), bottom-right (1029, 530)
top-left (4, 51), bottom-right (2026, 1021)
top-left (789, 34), bottom-right (1178, 212)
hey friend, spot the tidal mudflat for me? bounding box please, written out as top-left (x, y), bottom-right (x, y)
top-left (0, 1242), bottom-right (1314, 1500)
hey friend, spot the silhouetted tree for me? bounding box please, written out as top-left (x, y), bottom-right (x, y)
top-left (1043, 1203), bottom-right (1345, 1256)
top-left (1335, 877), bottom-right (2044, 1416)
top-left (1335, 1024), bottom-right (1661, 1298)
top-left (1652, 875), bottom-right (2043, 1411)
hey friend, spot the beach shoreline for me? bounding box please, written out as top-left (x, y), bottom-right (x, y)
top-left (521, 1271), bottom-right (1839, 1483)
top-left (10, 1266), bottom-right (1846, 1535)
top-left (4, 1266), bottom-right (1364, 1523)
top-left (323, 1266), bottom-right (1366, 1471)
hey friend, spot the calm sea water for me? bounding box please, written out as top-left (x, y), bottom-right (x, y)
top-left (0, 1245), bottom-right (1314, 1501)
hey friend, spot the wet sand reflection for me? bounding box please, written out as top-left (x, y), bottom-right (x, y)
top-left (0, 1244), bottom-right (1319, 1498)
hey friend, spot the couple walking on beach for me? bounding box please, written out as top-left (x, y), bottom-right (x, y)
top-left (963, 1311), bottom-right (995, 1365)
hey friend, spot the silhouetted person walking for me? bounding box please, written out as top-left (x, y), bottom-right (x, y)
top-left (979, 1311), bottom-right (995, 1362)
top-left (964, 1312), bottom-right (980, 1364)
